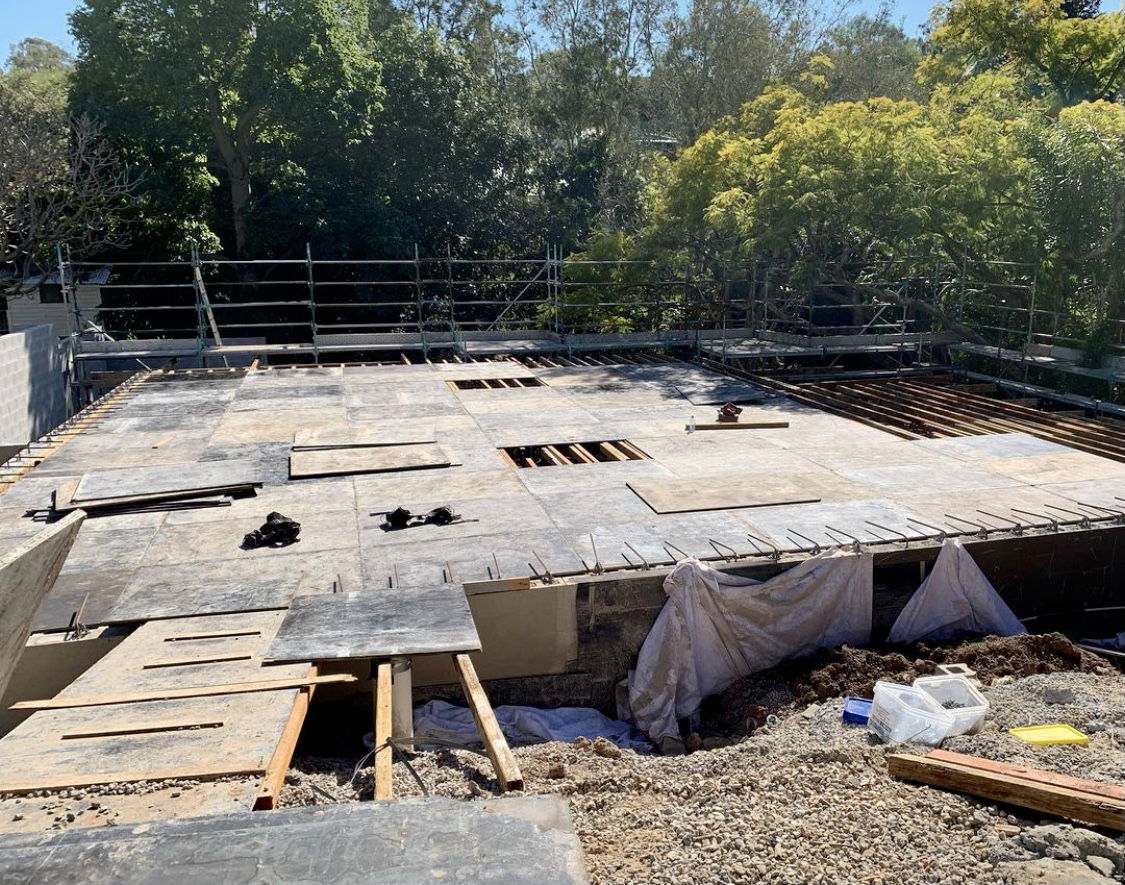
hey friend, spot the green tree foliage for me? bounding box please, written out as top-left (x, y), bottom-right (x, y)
top-left (1030, 100), bottom-right (1125, 332)
top-left (2, 38), bottom-right (73, 112)
top-left (923, 0), bottom-right (1125, 105)
top-left (71, 0), bottom-right (382, 258)
top-left (8, 0), bottom-right (1119, 356)
top-left (813, 11), bottom-right (926, 103)
top-left (635, 0), bottom-right (1124, 341)
top-left (647, 0), bottom-right (786, 143)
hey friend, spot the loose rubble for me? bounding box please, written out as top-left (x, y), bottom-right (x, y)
top-left (284, 670), bottom-right (1125, 885)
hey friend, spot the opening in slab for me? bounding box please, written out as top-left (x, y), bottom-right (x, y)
top-left (501, 440), bottom-right (650, 468)
top-left (448, 377), bottom-right (545, 390)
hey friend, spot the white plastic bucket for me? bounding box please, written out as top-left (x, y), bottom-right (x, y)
top-left (868, 681), bottom-right (956, 745)
top-left (912, 675), bottom-right (989, 736)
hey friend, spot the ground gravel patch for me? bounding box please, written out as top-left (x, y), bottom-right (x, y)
top-left (284, 671), bottom-right (1124, 885)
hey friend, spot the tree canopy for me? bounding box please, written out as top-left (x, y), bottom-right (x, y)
top-left (0, 0), bottom-right (1120, 346)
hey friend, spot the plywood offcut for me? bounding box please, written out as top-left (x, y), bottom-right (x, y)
top-left (627, 475), bottom-right (822, 514)
top-left (292, 426), bottom-right (436, 450)
top-left (74, 460), bottom-right (263, 502)
top-left (265, 584), bottom-right (481, 664)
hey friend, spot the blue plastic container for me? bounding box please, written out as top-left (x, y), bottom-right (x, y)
top-left (842, 696), bottom-right (873, 725)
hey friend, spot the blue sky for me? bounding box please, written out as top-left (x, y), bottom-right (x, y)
top-left (0, 1), bottom-right (961, 58)
top-left (1, 0), bottom-right (1122, 59)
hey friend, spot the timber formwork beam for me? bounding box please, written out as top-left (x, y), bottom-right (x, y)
top-left (778, 374), bottom-right (1125, 463)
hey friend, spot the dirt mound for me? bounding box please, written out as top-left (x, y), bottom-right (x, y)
top-left (705, 633), bottom-right (1111, 736)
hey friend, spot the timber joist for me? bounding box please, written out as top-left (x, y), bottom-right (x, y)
top-left (780, 374), bottom-right (1125, 464)
top-left (702, 355), bottom-right (1125, 461)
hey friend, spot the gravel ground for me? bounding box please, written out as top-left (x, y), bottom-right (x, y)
top-left (283, 671), bottom-right (1125, 885)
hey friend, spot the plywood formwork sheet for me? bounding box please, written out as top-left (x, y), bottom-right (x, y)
top-left (361, 528), bottom-right (587, 587)
top-left (627, 474), bottom-right (835, 514)
top-left (265, 584), bottom-right (481, 664)
top-left (292, 426), bottom-right (436, 449)
top-left (837, 463), bottom-right (1023, 497)
top-left (31, 568), bottom-right (132, 632)
top-left (0, 693), bottom-right (297, 793)
top-left (289, 443), bottom-right (455, 479)
top-left (737, 498), bottom-right (933, 552)
top-left (105, 558), bottom-right (307, 623)
top-left (56, 611), bottom-right (308, 698)
top-left (0, 611), bottom-right (307, 795)
top-left (912, 432), bottom-right (1073, 460)
top-left (73, 460), bottom-right (263, 502)
top-left (0, 513), bottom-right (85, 697)
top-left (979, 451), bottom-right (1125, 485)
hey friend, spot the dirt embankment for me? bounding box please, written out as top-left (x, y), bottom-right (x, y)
top-left (706, 633), bottom-right (1112, 735)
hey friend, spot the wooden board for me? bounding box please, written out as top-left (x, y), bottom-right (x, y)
top-left (0, 611), bottom-right (312, 794)
top-left (372, 661), bottom-right (394, 801)
top-left (265, 585), bottom-right (481, 664)
top-left (54, 476), bottom-right (250, 513)
top-left (73, 460), bottom-right (263, 502)
top-left (926, 750), bottom-right (1125, 801)
top-left (255, 665), bottom-right (317, 810)
top-left (627, 475), bottom-right (821, 514)
top-left (12, 674), bottom-right (358, 710)
top-left (0, 512), bottom-right (85, 698)
top-left (453, 653), bottom-right (523, 792)
top-left (289, 444), bottom-right (455, 479)
top-left (292, 427), bottom-right (436, 450)
top-left (887, 752), bottom-right (1124, 831)
top-left (688, 421), bottom-right (789, 430)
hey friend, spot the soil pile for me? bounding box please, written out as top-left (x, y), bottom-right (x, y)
top-left (707, 633), bottom-right (1111, 735)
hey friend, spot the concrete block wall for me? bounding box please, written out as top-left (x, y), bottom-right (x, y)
top-left (0, 325), bottom-right (67, 447)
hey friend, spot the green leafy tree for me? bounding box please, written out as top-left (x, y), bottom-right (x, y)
top-left (647, 0), bottom-right (784, 142)
top-left (71, 0), bottom-right (382, 258)
top-left (2, 38), bottom-right (73, 112)
top-left (1030, 100), bottom-right (1125, 344)
top-left (923, 0), bottom-right (1125, 105)
top-left (814, 11), bottom-right (926, 103)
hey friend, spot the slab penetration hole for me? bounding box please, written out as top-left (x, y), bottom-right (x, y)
top-left (448, 377), bottom-right (544, 390)
top-left (502, 440), bottom-right (650, 468)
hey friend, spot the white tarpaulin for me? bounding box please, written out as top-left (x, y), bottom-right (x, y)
top-left (623, 551), bottom-right (874, 745)
top-left (414, 699), bottom-right (651, 750)
top-left (888, 538), bottom-right (1026, 644)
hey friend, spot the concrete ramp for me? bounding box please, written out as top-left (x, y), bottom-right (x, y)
top-left (0, 511), bottom-right (85, 697)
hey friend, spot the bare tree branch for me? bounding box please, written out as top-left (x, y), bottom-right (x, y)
top-left (0, 88), bottom-right (137, 297)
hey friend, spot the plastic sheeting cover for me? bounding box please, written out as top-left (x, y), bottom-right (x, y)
top-left (887, 538), bottom-right (1026, 644)
top-left (414, 699), bottom-right (652, 751)
top-left (623, 551), bottom-right (874, 744)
